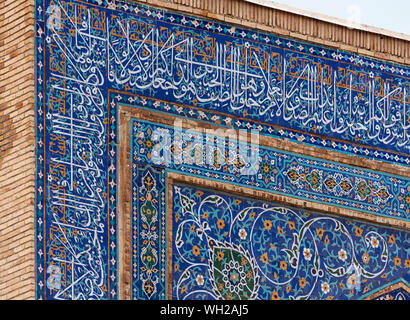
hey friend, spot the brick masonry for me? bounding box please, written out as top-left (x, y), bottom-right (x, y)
top-left (1, 0), bottom-right (409, 299)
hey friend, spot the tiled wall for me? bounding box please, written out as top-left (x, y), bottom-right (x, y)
top-left (1, 0), bottom-right (409, 299)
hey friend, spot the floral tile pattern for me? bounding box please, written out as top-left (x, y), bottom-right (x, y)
top-left (169, 184), bottom-right (409, 300)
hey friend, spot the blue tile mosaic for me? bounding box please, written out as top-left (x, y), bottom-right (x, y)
top-left (131, 182), bottom-right (409, 300)
top-left (130, 119), bottom-right (410, 221)
top-left (34, 0), bottom-right (410, 299)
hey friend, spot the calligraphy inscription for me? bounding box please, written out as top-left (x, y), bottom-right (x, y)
top-left (104, 3), bottom-right (410, 154)
top-left (49, 0), bottom-right (410, 154)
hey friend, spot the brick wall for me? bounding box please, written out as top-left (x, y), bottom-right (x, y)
top-left (0, 0), bottom-right (35, 300)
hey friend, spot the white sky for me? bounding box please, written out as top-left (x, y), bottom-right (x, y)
top-left (268, 0), bottom-right (410, 36)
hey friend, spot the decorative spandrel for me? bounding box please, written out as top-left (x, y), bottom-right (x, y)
top-left (169, 184), bottom-right (409, 300)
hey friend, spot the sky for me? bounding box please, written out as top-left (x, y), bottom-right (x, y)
top-left (267, 0), bottom-right (410, 36)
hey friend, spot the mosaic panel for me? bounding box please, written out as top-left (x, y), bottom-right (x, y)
top-left (130, 181), bottom-right (410, 300)
top-left (111, 92), bottom-right (410, 167)
top-left (34, 0), bottom-right (410, 299)
top-left (169, 184), bottom-right (410, 300)
top-left (102, 1), bottom-right (410, 155)
top-left (131, 164), bottom-right (167, 299)
top-left (130, 119), bottom-right (410, 221)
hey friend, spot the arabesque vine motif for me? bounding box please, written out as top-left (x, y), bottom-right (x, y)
top-left (131, 165), bottom-right (167, 300)
top-left (170, 185), bottom-right (409, 300)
